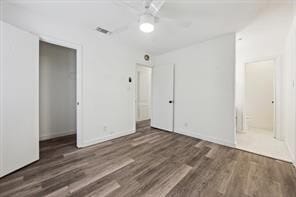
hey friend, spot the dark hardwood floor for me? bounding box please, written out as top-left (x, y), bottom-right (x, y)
top-left (1, 120), bottom-right (296, 197)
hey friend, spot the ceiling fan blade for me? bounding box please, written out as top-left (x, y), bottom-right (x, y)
top-left (150, 0), bottom-right (165, 13)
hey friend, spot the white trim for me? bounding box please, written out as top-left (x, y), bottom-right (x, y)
top-left (81, 130), bottom-right (135, 148)
top-left (172, 64), bottom-right (176, 132)
top-left (136, 63), bottom-right (153, 68)
top-left (175, 129), bottom-right (236, 148)
top-left (39, 35), bottom-right (83, 148)
top-left (0, 21), bottom-right (3, 177)
top-left (39, 131), bottom-right (76, 141)
top-left (233, 36), bottom-right (237, 146)
top-left (274, 56), bottom-right (282, 140)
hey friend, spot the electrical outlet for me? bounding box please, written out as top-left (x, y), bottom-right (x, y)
top-left (103, 126), bottom-right (107, 132)
top-left (184, 122), bottom-right (188, 127)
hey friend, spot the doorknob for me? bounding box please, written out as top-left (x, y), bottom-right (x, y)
top-left (169, 100), bottom-right (173, 103)
top-left (272, 101), bottom-right (274, 104)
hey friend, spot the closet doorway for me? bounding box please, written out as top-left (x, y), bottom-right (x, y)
top-left (39, 40), bottom-right (80, 148)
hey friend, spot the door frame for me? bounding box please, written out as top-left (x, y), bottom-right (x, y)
top-left (39, 35), bottom-right (83, 148)
top-left (134, 63), bottom-right (153, 128)
top-left (242, 57), bottom-right (280, 139)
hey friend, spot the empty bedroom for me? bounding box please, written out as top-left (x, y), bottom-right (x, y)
top-left (0, 0), bottom-right (296, 197)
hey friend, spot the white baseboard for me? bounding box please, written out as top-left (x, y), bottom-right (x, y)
top-left (40, 131), bottom-right (76, 141)
top-left (80, 130), bottom-right (135, 148)
top-left (175, 129), bottom-right (235, 148)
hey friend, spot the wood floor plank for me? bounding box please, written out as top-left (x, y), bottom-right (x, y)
top-left (144, 164), bottom-right (192, 197)
top-left (84, 180), bottom-right (120, 197)
top-left (217, 160), bottom-right (237, 194)
top-left (68, 158), bottom-right (134, 193)
top-left (45, 186), bottom-right (70, 197)
top-left (0, 120), bottom-right (295, 197)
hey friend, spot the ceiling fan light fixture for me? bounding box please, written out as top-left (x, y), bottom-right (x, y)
top-left (139, 14), bottom-right (154, 33)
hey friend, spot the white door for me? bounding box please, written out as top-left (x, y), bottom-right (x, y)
top-left (245, 60), bottom-right (274, 131)
top-left (0, 22), bottom-right (39, 177)
top-left (151, 64), bottom-right (174, 131)
top-left (136, 66), bottom-right (152, 121)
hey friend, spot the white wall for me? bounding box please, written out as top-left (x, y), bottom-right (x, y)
top-left (1, 3), bottom-right (149, 147)
top-left (154, 34), bottom-right (236, 146)
top-left (236, 3), bottom-right (293, 133)
top-left (281, 13), bottom-right (296, 165)
top-left (39, 41), bottom-right (76, 140)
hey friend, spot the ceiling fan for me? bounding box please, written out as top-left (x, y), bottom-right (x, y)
top-left (138, 0), bottom-right (165, 33)
top-left (108, 0), bottom-right (191, 34)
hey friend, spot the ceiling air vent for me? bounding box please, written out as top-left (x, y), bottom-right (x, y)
top-left (96, 27), bottom-right (112, 35)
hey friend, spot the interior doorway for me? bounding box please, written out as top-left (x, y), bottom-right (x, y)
top-left (39, 41), bottom-right (77, 147)
top-left (236, 59), bottom-right (290, 161)
top-left (135, 64), bottom-right (152, 130)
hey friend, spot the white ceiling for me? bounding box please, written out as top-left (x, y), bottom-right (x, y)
top-left (6, 0), bottom-right (281, 55)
